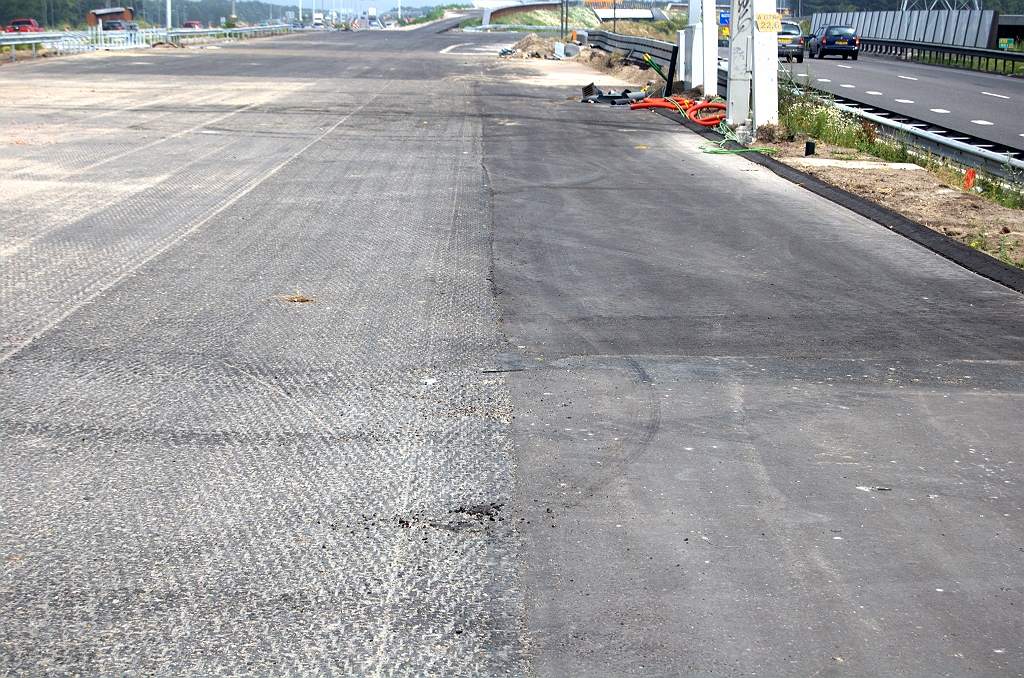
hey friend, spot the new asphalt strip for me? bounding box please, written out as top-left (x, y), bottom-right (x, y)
top-left (0, 21), bottom-right (1021, 676)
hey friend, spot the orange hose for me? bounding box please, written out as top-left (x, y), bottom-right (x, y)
top-left (629, 98), bottom-right (694, 111)
top-left (628, 97), bottom-right (726, 128)
top-left (687, 101), bottom-right (727, 127)
top-left (630, 101), bottom-right (684, 110)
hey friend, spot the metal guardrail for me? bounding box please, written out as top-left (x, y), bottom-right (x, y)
top-left (583, 31), bottom-right (1021, 181)
top-left (859, 38), bottom-right (1024, 74)
top-left (588, 29), bottom-right (675, 68)
top-left (764, 64), bottom-right (1024, 180)
top-left (1, 32), bottom-right (66, 61)
top-left (167, 25), bottom-right (293, 45)
top-left (0, 25), bottom-right (293, 62)
top-left (463, 24), bottom-right (567, 32)
top-left (832, 100), bottom-right (1024, 180)
top-left (717, 62), bottom-right (1023, 181)
top-left (0, 33), bottom-right (62, 45)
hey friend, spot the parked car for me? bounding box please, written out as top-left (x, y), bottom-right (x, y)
top-left (4, 18), bottom-right (44, 32)
top-left (182, 20), bottom-right (204, 29)
top-left (102, 20), bottom-right (130, 31)
top-left (778, 21), bottom-right (804, 63)
top-left (807, 25), bottom-right (860, 60)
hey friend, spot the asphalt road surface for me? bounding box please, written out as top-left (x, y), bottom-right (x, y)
top-left (1, 20), bottom-right (1022, 676)
top-left (780, 53), bottom-right (1024, 151)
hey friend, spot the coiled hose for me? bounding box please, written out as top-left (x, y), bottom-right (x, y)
top-left (628, 94), bottom-right (777, 154)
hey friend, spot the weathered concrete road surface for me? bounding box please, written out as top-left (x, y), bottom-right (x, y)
top-left (2, 19), bottom-right (1022, 677)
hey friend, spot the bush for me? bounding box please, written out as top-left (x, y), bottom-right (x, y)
top-left (408, 4), bottom-right (469, 24)
top-left (597, 15), bottom-right (688, 41)
top-left (778, 86), bottom-right (910, 162)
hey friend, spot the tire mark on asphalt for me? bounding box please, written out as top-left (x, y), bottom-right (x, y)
top-left (563, 356), bottom-right (661, 509)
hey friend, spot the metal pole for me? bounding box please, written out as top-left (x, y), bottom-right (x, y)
top-left (166, 0), bottom-right (171, 27)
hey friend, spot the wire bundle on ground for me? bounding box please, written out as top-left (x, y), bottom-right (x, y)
top-left (629, 97), bottom-right (726, 127)
top-left (629, 95), bottom-right (777, 154)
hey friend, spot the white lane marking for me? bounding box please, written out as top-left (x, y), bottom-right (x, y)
top-left (840, 84), bottom-right (855, 88)
top-left (795, 73), bottom-right (809, 77)
top-left (439, 42), bottom-right (471, 54)
top-left (971, 119), bottom-right (994, 125)
top-left (818, 78), bottom-right (831, 82)
top-left (898, 75), bottom-right (918, 80)
top-left (1020, 133), bottom-right (1024, 138)
top-left (866, 90), bottom-right (883, 95)
top-left (895, 98), bottom-right (914, 103)
top-left (930, 108), bottom-right (950, 113)
top-left (837, 64), bottom-right (852, 68)
top-left (981, 91), bottom-right (1009, 99)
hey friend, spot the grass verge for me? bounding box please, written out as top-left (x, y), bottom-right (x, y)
top-left (407, 4), bottom-right (470, 25)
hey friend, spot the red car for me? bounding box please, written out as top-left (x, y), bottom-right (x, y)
top-left (182, 20), bottom-right (204, 29)
top-left (4, 18), bottom-right (44, 32)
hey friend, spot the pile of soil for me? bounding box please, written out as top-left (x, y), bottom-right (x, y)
top-left (572, 47), bottom-right (664, 88)
top-left (511, 33), bottom-right (556, 58)
top-left (765, 141), bottom-right (1024, 268)
top-left (508, 37), bottom-right (665, 88)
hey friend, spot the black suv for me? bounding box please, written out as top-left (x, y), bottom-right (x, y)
top-left (807, 26), bottom-right (860, 60)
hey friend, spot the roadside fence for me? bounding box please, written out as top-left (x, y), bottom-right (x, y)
top-left (0, 24), bottom-right (293, 62)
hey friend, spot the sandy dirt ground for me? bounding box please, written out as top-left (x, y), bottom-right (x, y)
top-left (505, 34), bottom-right (663, 88)
top-left (0, 52), bottom-right (313, 260)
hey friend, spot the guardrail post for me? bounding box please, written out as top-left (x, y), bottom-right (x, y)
top-left (702, 0), bottom-right (718, 96)
top-left (682, 24), bottom-right (702, 90)
top-left (676, 29), bottom-right (685, 85)
top-left (683, 0), bottom-right (703, 90)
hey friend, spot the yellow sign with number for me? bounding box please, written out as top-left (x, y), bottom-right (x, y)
top-left (755, 12), bottom-right (781, 32)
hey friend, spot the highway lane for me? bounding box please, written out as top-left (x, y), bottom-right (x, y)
top-left (781, 53), bottom-right (1024, 151)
